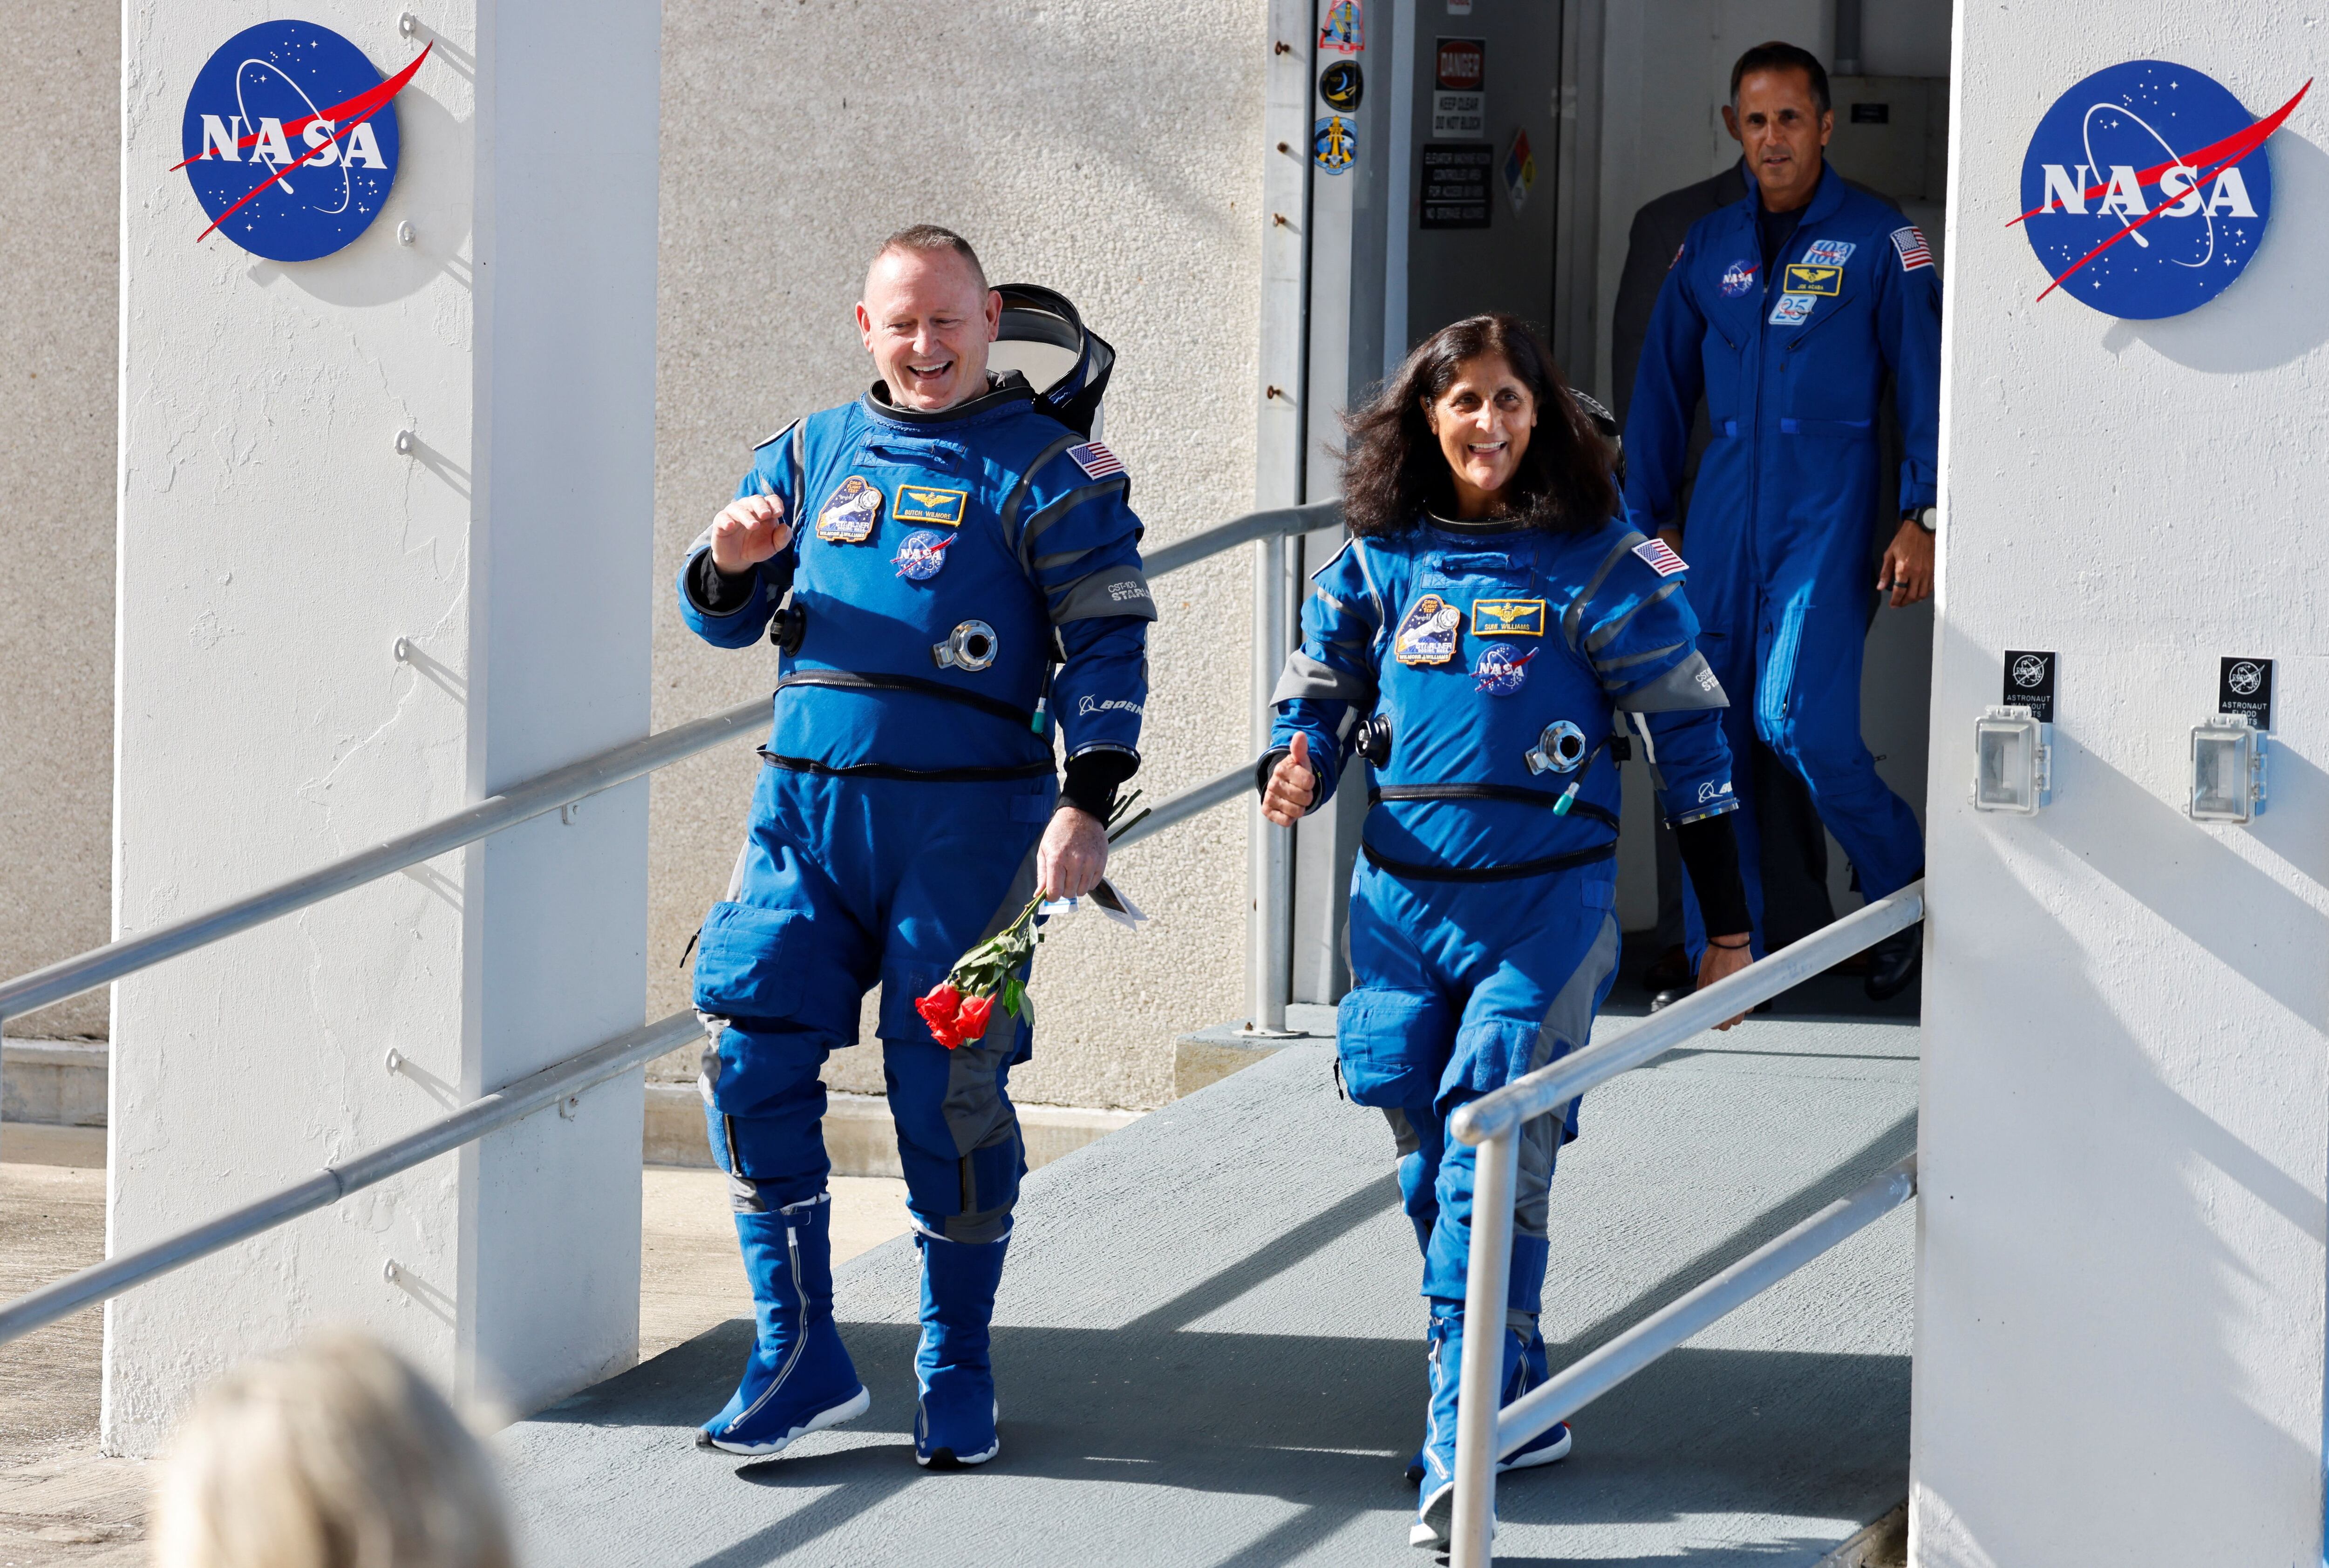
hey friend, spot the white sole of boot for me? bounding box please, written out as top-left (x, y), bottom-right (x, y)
top-left (1501, 1424), bottom-right (1573, 1470)
top-left (700, 1384), bottom-right (871, 1457)
top-left (915, 1399), bottom-right (1001, 1468)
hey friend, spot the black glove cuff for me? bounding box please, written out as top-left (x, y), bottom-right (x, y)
top-left (1253, 747), bottom-right (1291, 800)
top-left (1673, 809), bottom-right (1752, 937)
top-left (1062, 748), bottom-right (1138, 820)
top-left (687, 550), bottom-right (759, 615)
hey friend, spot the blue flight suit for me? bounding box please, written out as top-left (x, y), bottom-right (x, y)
top-left (1623, 162), bottom-right (1938, 958)
top-left (1268, 512), bottom-right (1737, 1515)
top-left (680, 376), bottom-right (1151, 1239)
top-left (678, 374), bottom-right (1151, 1462)
top-left (1270, 512), bottom-right (1735, 1314)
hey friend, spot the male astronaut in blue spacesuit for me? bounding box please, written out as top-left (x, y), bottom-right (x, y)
top-left (1624, 41), bottom-right (1939, 998)
top-left (677, 225), bottom-right (1152, 1467)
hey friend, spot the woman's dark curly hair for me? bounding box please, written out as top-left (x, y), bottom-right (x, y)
top-left (1339, 314), bottom-right (1614, 538)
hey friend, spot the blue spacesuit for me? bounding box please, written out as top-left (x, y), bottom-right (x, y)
top-left (1623, 162), bottom-right (1938, 958)
top-left (1265, 510), bottom-right (1738, 1537)
top-left (679, 371), bottom-right (1152, 1465)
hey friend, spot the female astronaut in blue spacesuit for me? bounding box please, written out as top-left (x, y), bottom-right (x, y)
top-left (1257, 315), bottom-right (1754, 1548)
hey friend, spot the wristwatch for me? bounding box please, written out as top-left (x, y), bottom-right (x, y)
top-left (1903, 506), bottom-right (1937, 534)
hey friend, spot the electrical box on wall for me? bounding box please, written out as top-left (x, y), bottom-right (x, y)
top-left (1825, 76), bottom-right (1948, 205)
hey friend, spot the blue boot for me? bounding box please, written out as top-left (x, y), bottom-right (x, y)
top-left (1404, 1321), bottom-right (1573, 1484)
top-left (697, 1192), bottom-right (869, 1456)
top-left (914, 1231), bottom-right (1007, 1468)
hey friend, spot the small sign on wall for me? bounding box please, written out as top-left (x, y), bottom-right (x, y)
top-left (2219, 657), bottom-right (2274, 729)
top-left (2003, 650), bottom-right (2057, 724)
top-left (1421, 143), bottom-right (1493, 228)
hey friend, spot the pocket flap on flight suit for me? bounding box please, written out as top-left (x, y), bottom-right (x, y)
top-left (1334, 988), bottom-right (1448, 1109)
top-left (692, 903), bottom-right (805, 1020)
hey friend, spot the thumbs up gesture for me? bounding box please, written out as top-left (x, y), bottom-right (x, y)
top-left (1262, 733), bottom-right (1318, 828)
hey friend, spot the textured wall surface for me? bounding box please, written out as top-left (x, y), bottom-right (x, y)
top-left (0, 1), bottom-right (117, 1039)
top-left (647, 0), bottom-right (1269, 1110)
top-left (1914, 10), bottom-right (2329, 1562)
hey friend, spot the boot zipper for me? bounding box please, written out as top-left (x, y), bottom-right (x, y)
top-left (736, 1220), bottom-right (811, 1425)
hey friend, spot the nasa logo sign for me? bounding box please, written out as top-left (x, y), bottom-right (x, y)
top-left (178, 20), bottom-right (430, 263)
top-left (2016, 61), bottom-right (2308, 318)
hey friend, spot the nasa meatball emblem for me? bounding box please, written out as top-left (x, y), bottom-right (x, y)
top-left (1471, 643), bottom-right (1535, 696)
top-left (2017, 61), bottom-right (2308, 317)
top-left (179, 20), bottom-right (428, 261)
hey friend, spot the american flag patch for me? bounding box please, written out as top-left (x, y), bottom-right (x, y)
top-left (1633, 538), bottom-right (1687, 577)
top-left (1891, 225), bottom-right (1933, 272)
top-left (1067, 441), bottom-right (1125, 480)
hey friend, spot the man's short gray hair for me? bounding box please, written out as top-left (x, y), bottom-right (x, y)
top-left (873, 224), bottom-right (987, 289)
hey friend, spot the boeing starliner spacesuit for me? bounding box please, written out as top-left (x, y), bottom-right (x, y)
top-left (678, 366), bottom-right (1152, 1466)
top-left (1624, 161), bottom-right (1938, 962)
top-left (1263, 509), bottom-right (1740, 1541)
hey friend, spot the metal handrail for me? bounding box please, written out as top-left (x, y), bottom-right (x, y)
top-left (1142, 497), bottom-right (1342, 579)
top-left (0, 701), bottom-right (769, 1025)
top-left (0, 1009), bottom-right (702, 1347)
top-left (1449, 882), bottom-right (1927, 1147)
top-left (1441, 881), bottom-right (1926, 1566)
top-left (1493, 1155), bottom-right (1917, 1460)
top-left (0, 499), bottom-right (1321, 1026)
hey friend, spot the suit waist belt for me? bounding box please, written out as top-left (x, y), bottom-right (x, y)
top-left (1360, 838), bottom-right (1616, 884)
top-left (1369, 783), bottom-right (1621, 833)
top-left (758, 749), bottom-right (1054, 784)
top-left (778, 669), bottom-right (1037, 730)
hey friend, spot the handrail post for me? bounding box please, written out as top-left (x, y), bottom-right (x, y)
top-left (1249, 531), bottom-right (1294, 1033)
top-left (1449, 1122), bottom-right (1519, 1565)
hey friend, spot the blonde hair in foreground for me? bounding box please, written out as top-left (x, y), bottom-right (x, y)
top-left (154, 1332), bottom-right (514, 1568)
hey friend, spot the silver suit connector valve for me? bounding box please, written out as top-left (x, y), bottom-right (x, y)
top-left (1525, 720), bottom-right (1588, 777)
top-left (1355, 712), bottom-right (1393, 767)
top-left (2191, 713), bottom-right (2267, 823)
top-left (1971, 705), bottom-right (2049, 814)
top-left (934, 620), bottom-right (999, 672)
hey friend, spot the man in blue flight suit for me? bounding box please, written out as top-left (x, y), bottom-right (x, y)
top-left (677, 226), bottom-right (1152, 1468)
top-left (1624, 41), bottom-right (1939, 998)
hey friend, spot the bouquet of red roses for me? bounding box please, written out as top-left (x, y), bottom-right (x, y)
top-left (913, 793), bottom-right (1151, 1051)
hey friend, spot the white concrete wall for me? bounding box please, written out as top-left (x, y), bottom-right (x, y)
top-left (108, 0), bottom-right (657, 1453)
top-left (647, 0), bottom-right (1269, 1110)
top-left (1914, 9), bottom-right (2329, 1562)
top-left (0, 1), bottom-right (118, 1045)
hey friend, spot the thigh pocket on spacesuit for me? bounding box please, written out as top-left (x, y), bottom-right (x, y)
top-left (1445, 1017), bottom-right (1551, 1102)
top-left (1334, 989), bottom-right (1447, 1109)
top-left (691, 903), bottom-right (804, 1020)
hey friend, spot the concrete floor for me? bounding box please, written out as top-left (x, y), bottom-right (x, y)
top-left (0, 1127), bottom-right (911, 1568)
top-left (502, 1024), bottom-right (1918, 1567)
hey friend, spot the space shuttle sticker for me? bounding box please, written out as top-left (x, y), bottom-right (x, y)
top-left (2015, 61), bottom-right (2308, 318)
top-left (178, 20), bottom-right (430, 263)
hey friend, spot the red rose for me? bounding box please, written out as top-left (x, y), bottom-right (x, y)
top-left (956, 993), bottom-right (994, 1042)
top-left (915, 983), bottom-right (964, 1049)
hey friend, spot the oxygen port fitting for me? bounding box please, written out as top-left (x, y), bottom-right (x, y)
top-left (934, 621), bottom-right (999, 672)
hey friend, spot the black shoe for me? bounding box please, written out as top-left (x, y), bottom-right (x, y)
top-left (1638, 944), bottom-right (1690, 995)
top-left (1864, 922), bottom-right (1923, 1001)
top-left (1648, 984), bottom-right (1692, 1012)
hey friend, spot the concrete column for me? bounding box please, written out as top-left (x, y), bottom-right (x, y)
top-left (108, 0), bottom-right (659, 1453)
top-left (1916, 11), bottom-right (2329, 1563)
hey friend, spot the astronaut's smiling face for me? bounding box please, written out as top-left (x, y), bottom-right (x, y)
top-left (858, 247), bottom-right (1003, 412)
top-left (1726, 67), bottom-right (1833, 215)
top-left (1424, 354), bottom-right (1537, 518)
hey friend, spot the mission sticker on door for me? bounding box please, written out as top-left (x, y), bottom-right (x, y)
top-left (894, 485), bottom-right (969, 526)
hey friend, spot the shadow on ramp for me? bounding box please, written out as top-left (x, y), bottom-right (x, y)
top-left (505, 1026), bottom-right (1917, 1567)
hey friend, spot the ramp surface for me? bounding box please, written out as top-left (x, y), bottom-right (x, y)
top-left (502, 1018), bottom-right (1916, 1567)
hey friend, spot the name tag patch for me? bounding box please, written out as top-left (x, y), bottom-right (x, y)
top-left (894, 484), bottom-right (969, 526)
top-left (1783, 263), bottom-right (1843, 296)
top-left (816, 475), bottom-right (883, 542)
top-left (1394, 593), bottom-right (1461, 666)
top-left (1769, 292), bottom-right (1818, 326)
top-left (1471, 598), bottom-right (1546, 637)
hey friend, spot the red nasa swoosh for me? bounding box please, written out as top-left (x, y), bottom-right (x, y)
top-left (179, 43), bottom-right (431, 244)
top-left (2009, 80), bottom-right (2308, 302)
